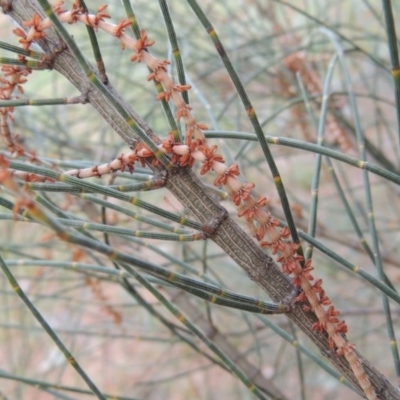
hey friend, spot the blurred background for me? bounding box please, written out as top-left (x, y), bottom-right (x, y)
top-left (0, 1), bottom-right (400, 399)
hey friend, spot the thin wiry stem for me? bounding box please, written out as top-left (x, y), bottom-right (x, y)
top-left (0, 254), bottom-right (107, 400)
top-left (78, 0), bottom-right (108, 83)
top-left (321, 26), bottom-right (400, 383)
top-left (158, 0), bottom-right (189, 105)
top-left (203, 132), bottom-right (400, 186)
top-left (123, 265), bottom-right (272, 400)
top-left (36, 0), bottom-right (173, 167)
top-left (381, 0), bottom-right (400, 162)
top-left (297, 61), bottom-right (398, 294)
top-left (256, 314), bottom-right (360, 395)
top-left (0, 369), bottom-right (134, 400)
top-left (186, 0), bottom-right (303, 257)
top-left (122, 0), bottom-right (181, 141)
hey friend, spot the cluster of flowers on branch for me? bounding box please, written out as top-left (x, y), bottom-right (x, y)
top-left (0, 64), bottom-right (32, 156)
top-left (0, 2), bottom-right (376, 398)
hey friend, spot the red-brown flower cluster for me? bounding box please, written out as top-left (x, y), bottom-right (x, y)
top-left (130, 30), bottom-right (155, 62)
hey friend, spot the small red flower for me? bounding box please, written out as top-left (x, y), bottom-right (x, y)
top-left (197, 145), bottom-right (224, 175)
top-left (293, 291), bottom-right (307, 304)
top-left (326, 305), bottom-right (340, 324)
top-left (23, 13), bottom-right (47, 43)
top-left (336, 341), bottom-right (354, 356)
top-left (157, 85), bottom-right (191, 102)
top-left (185, 122), bottom-right (208, 144)
top-left (231, 182), bottom-right (255, 206)
top-left (96, 5), bottom-right (111, 21)
top-left (147, 60), bottom-right (170, 81)
top-left (130, 29), bottom-right (155, 62)
top-left (160, 132), bottom-right (177, 154)
top-left (278, 253), bottom-right (303, 275)
top-left (311, 279), bottom-right (323, 295)
top-left (255, 213), bottom-right (278, 240)
top-left (237, 197), bottom-right (267, 221)
top-left (293, 262), bottom-right (314, 286)
top-left (176, 104), bottom-right (193, 121)
top-left (176, 140), bottom-right (201, 168)
top-left (134, 142), bottom-right (154, 167)
top-left (119, 153), bottom-right (138, 173)
top-left (53, 0), bottom-right (67, 15)
top-left (114, 19), bottom-right (132, 38)
top-left (173, 84), bottom-right (191, 93)
top-left (319, 290), bottom-right (331, 306)
top-left (156, 89), bottom-right (172, 102)
top-left (311, 321), bottom-right (325, 332)
top-left (335, 320), bottom-right (348, 335)
top-left (261, 238), bottom-right (286, 255)
top-left (214, 164), bottom-right (240, 186)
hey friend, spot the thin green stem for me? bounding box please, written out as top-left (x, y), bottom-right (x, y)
top-left (36, 0), bottom-right (172, 167)
top-left (0, 56), bottom-right (45, 69)
top-left (0, 254), bottom-right (106, 400)
top-left (78, 0), bottom-right (108, 83)
top-left (300, 54), bottom-right (339, 260)
top-left (0, 369), bottom-right (134, 400)
top-left (122, 0), bottom-right (181, 141)
top-left (158, 0), bottom-right (189, 105)
top-left (7, 159), bottom-right (202, 230)
top-left (0, 41), bottom-right (44, 59)
top-left (203, 132), bottom-right (400, 186)
top-left (297, 73), bottom-right (397, 293)
top-left (186, 0), bottom-right (302, 258)
top-left (381, 0), bottom-right (400, 161)
top-left (297, 230), bottom-right (400, 306)
top-left (321, 26), bottom-right (400, 382)
top-left (256, 314), bottom-right (360, 395)
top-left (0, 96), bottom-right (87, 107)
top-left (124, 266), bottom-right (270, 400)
top-left (289, 321), bottom-right (306, 400)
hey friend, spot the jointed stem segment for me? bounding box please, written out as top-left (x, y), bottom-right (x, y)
top-left (200, 209), bottom-right (228, 238)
